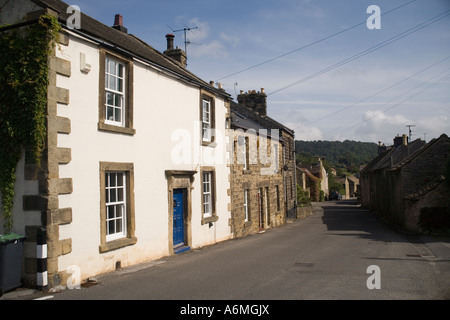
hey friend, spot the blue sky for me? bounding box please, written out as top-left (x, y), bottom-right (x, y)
top-left (71, 0), bottom-right (449, 144)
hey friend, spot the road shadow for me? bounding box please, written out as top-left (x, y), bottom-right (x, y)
top-left (319, 199), bottom-right (414, 244)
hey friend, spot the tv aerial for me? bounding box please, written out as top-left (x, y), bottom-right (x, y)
top-left (167, 24), bottom-right (199, 64)
top-left (406, 124), bottom-right (416, 142)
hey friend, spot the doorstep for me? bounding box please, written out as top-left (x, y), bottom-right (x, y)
top-left (174, 245), bottom-right (190, 254)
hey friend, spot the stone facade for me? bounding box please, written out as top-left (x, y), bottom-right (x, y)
top-left (230, 129), bottom-right (286, 237)
top-left (229, 91), bottom-right (296, 238)
top-left (360, 134), bottom-right (450, 232)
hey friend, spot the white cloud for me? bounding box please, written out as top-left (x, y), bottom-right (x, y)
top-left (286, 121), bottom-right (323, 141)
top-left (355, 110), bottom-right (412, 143)
top-left (182, 18), bottom-right (237, 59)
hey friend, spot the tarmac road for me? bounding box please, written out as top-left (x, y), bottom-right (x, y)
top-left (6, 199), bottom-right (450, 302)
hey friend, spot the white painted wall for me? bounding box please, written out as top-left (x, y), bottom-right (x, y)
top-left (55, 32), bottom-right (231, 280)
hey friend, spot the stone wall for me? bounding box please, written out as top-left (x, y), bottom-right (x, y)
top-left (230, 131), bottom-right (286, 238)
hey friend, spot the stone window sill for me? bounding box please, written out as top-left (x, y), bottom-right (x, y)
top-left (98, 122), bottom-right (136, 135)
top-left (99, 236), bottom-right (137, 253)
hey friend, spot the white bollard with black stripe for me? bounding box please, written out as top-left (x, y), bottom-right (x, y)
top-left (36, 228), bottom-right (47, 290)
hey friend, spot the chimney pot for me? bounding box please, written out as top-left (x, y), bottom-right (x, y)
top-left (112, 14), bottom-right (128, 33)
top-left (114, 14), bottom-right (123, 27)
top-left (166, 33), bottom-right (175, 50)
top-left (402, 134), bottom-right (408, 146)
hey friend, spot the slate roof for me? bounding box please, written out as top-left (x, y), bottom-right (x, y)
top-left (32, 0), bottom-right (229, 98)
top-left (360, 138), bottom-right (427, 174)
top-left (391, 134), bottom-right (450, 171)
top-left (230, 101), bottom-right (294, 138)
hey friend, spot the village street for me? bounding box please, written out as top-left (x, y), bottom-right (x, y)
top-left (32, 200), bottom-right (450, 302)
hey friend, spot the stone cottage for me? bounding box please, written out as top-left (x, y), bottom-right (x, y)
top-left (229, 89), bottom-right (296, 238)
top-left (360, 133), bottom-right (450, 232)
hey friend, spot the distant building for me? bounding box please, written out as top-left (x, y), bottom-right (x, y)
top-left (360, 134), bottom-right (450, 232)
top-left (298, 157), bottom-right (328, 200)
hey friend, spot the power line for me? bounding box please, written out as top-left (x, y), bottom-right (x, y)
top-left (321, 70), bottom-right (450, 139)
top-left (215, 0), bottom-right (418, 82)
top-left (269, 9), bottom-right (450, 96)
top-left (306, 55), bottom-right (450, 125)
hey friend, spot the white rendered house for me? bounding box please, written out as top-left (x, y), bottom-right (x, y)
top-left (0, 0), bottom-right (232, 289)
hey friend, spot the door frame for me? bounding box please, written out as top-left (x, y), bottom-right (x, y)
top-left (165, 170), bottom-right (195, 254)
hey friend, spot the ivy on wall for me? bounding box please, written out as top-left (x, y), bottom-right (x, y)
top-left (0, 14), bottom-right (60, 233)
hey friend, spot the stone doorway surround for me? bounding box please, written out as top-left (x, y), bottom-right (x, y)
top-left (165, 170), bottom-right (196, 254)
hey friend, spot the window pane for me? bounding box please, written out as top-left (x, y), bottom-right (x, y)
top-left (109, 60), bottom-right (116, 75)
top-left (110, 189), bottom-right (116, 203)
top-left (110, 173), bottom-right (116, 187)
top-left (109, 75), bottom-right (116, 91)
top-left (117, 173), bottom-right (123, 186)
top-left (107, 205), bottom-right (114, 219)
top-left (106, 92), bottom-right (114, 106)
top-left (118, 187), bottom-right (124, 202)
top-left (114, 107), bottom-right (121, 122)
top-left (107, 107), bottom-right (114, 121)
top-left (204, 201), bottom-right (210, 215)
top-left (108, 220), bottom-right (115, 235)
top-left (118, 64), bottom-right (124, 77)
top-left (116, 218), bottom-right (122, 233)
top-left (118, 78), bottom-right (123, 93)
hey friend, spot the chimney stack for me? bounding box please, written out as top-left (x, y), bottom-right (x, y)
top-left (237, 88), bottom-right (267, 116)
top-left (164, 34), bottom-right (187, 68)
top-left (393, 134), bottom-right (409, 148)
top-left (112, 14), bottom-right (128, 33)
top-left (402, 134), bottom-right (408, 146)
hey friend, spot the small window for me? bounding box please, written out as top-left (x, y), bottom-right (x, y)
top-left (201, 168), bottom-right (218, 224)
top-left (105, 58), bottom-right (125, 126)
top-left (276, 185), bottom-right (280, 211)
top-left (244, 189), bottom-right (250, 222)
top-left (274, 143), bottom-right (279, 172)
top-left (99, 162), bottom-right (136, 252)
top-left (200, 91), bottom-right (215, 145)
top-left (202, 171), bottom-right (212, 218)
top-left (238, 136), bottom-right (250, 170)
top-left (202, 99), bottom-right (211, 142)
top-left (98, 50), bottom-right (135, 135)
top-left (105, 172), bottom-right (126, 241)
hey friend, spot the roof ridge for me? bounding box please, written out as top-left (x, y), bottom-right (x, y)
top-left (391, 134), bottom-right (449, 171)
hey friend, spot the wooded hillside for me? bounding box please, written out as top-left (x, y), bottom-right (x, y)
top-left (295, 140), bottom-right (378, 175)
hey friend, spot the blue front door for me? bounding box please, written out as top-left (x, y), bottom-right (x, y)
top-left (173, 189), bottom-right (185, 247)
